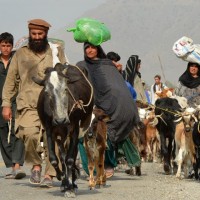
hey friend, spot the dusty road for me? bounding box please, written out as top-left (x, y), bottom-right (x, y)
top-left (0, 161), bottom-right (200, 200)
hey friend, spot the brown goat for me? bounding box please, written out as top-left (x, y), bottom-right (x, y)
top-left (156, 88), bottom-right (174, 99)
top-left (175, 110), bottom-right (196, 179)
top-left (84, 108), bottom-right (109, 189)
top-left (143, 110), bottom-right (160, 162)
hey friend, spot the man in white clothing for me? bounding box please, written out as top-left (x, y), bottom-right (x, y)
top-left (150, 74), bottom-right (168, 104)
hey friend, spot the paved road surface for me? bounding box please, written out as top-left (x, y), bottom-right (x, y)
top-left (0, 154), bottom-right (200, 200)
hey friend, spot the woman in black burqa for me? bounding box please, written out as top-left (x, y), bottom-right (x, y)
top-left (77, 42), bottom-right (141, 177)
top-left (77, 42), bottom-right (140, 145)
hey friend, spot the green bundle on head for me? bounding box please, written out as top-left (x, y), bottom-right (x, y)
top-left (67, 18), bottom-right (111, 46)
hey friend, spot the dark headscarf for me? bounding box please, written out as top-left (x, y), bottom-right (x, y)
top-left (179, 62), bottom-right (200, 89)
top-left (76, 43), bottom-right (140, 146)
top-left (122, 55), bottom-right (141, 86)
top-left (83, 42), bottom-right (106, 61)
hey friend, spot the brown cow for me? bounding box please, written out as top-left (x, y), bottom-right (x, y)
top-left (84, 108), bottom-right (109, 189)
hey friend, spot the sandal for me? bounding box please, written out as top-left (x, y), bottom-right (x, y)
top-left (105, 168), bottom-right (114, 179)
top-left (40, 177), bottom-right (53, 188)
top-left (14, 169), bottom-right (26, 179)
top-left (29, 169), bottom-right (41, 184)
top-left (4, 170), bottom-right (15, 179)
top-left (125, 168), bottom-right (134, 175)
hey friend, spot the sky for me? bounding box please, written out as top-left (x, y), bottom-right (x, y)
top-left (0, 0), bottom-right (107, 43)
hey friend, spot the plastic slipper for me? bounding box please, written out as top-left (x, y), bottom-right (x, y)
top-left (14, 169), bottom-right (26, 179)
top-left (105, 171), bottom-right (114, 179)
top-left (40, 177), bottom-right (53, 188)
top-left (105, 168), bottom-right (114, 179)
top-left (4, 171), bottom-right (15, 179)
top-left (29, 170), bottom-right (41, 184)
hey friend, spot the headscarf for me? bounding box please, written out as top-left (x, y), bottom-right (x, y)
top-left (83, 42), bottom-right (106, 62)
top-left (122, 55), bottom-right (141, 86)
top-left (179, 62), bottom-right (200, 89)
top-left (76, 43), bottom-right (140, 146)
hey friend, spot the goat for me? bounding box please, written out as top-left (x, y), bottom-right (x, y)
top-left (84, 108), bottom-right (109, 189)
top-left (174, 108), bottom-right (196, 178)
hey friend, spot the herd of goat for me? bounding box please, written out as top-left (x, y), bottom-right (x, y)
top-left (35, 64), bottom-right (200, 198)
top-left (137, 96), bottom-right (200, 181)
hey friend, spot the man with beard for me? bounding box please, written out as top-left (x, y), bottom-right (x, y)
top-left (1, 19), bottom-right (67, 187)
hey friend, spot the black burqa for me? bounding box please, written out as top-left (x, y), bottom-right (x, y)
top-left (77, 43), bottom-right (140, 146)
top-left (179, 62), bottom-right (200, 89)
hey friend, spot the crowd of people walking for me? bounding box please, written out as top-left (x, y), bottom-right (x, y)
top-left (0, 17), bottom-right (200, 193)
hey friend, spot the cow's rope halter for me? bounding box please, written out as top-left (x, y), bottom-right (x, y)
top-left (66, 64), bottom-right (93, 116)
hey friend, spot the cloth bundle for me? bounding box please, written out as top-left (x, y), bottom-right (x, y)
top-left (172, 36), bottom-right (200, 64)
top-left (67, 18), bottom-right (111, 46)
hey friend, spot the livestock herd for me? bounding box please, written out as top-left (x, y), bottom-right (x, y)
top-left (34, 63), bottom-right (200, 198)
top-left (139, 97), bottom-right (200, 180)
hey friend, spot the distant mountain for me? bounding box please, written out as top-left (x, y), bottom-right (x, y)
top-left (51, 0), bottom-right (200, 85)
